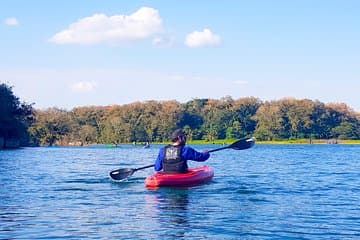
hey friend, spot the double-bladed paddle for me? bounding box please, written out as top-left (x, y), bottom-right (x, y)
top-left (109, 137), bottom-right (255, 181)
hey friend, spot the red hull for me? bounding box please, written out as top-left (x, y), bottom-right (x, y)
top-left (145, 165), bottom-right (214, 188)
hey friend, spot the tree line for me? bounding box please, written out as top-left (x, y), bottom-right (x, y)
top-left (29, 96), bottom-right (360, 146)
top-left (1, 83), bottom-right (360, 147)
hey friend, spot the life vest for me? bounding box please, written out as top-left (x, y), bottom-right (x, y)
top-left (163, 145), bottom-right (188, 173)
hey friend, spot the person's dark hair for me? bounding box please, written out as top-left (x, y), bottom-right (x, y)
top-left (171, 129), bottom-right (186, 142)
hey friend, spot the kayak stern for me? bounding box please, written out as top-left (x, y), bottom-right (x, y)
top-left (145, 165), bottom-right (214, 188)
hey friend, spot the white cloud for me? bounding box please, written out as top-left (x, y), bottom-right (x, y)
top-left (70, 81), bottom-right (97, 93)
top-left (4, 17), bottom-right (19, 26)
top-left (49, 7), bottom-right (163, 45)
top-left (184, 28), bottom-right (221, 48)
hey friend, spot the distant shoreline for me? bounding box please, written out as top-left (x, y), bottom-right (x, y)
top-left (31, 139), bottom-right (360, 147)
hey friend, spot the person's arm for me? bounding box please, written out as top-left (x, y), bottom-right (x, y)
top-left (154, 148), bottom-right (164, 171)
top-left (182, 146), bottom-right (210, 162)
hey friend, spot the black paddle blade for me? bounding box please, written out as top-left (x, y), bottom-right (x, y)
top-left (230, 137), bottom-right (256, 150)
top-left (109, 164), bottom-right (154, 181)
top-left (109, 168), bottom-right (135, 181)
top-left (208, 137), bottom-right (256, 153)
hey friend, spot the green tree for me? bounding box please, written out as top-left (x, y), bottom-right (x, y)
top-left (71, 106), bottom-right (105, 143)
top-left (253, 101), bottom-right (283, 140)
top-left (0, 83), bottom-right (34, 147)
top-left (29, 108), bottom-right (73, 146)
top-left (180, 98), bottom-right (207, 140)
top-left (277, 98), bottom-right (314, 139)
top-left (232, 97), bottom-right (261, 138)
top-left (331, 121), bottom-right (360, 139)
top-left (201, 98), bottom-right (234, 139)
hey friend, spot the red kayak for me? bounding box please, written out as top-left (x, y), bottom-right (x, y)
top-left (145, 165), bottom-right (214, 188)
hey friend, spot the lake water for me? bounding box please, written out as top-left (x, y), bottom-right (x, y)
top-left (1, 143), bottom-right (360, 239)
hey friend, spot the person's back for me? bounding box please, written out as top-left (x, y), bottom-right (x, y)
top-left (162, 144), bottom-right (188, 173)
top-left (154, 129), bottom-right (210, 173)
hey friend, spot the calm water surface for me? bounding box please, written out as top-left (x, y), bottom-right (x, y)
top-left (1, 144), bottom-right (360, 239)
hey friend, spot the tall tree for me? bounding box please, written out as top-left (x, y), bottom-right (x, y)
top-left (253, 101), bottom-right (283, 140)
top-left (0, 83), bottom-right (34, 147)
top-left (28, 108), bottom-right (73, 146)
top-left (232, 97), bottom-right (261, 138)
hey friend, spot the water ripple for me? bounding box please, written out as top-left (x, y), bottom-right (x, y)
top-left (1, 144), bottom-right (360, 239)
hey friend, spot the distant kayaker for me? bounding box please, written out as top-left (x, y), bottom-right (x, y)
top-left (154, 128), bottom-right (210, 173)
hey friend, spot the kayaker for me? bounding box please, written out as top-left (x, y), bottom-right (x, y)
top-left (154, 128), bottom-right (210, 173)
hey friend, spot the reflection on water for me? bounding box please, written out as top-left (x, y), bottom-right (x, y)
top-left (147, 189), bottom-right (190, 238)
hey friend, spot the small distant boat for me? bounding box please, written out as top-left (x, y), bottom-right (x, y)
top-left (143, 142), bottom-right (150, 148)
top-left (106, 144), bottom-right (119, 148)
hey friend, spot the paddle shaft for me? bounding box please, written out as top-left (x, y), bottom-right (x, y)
top-left (123, 143), bottom-right (241, 172)
top-left (135, 164), bottom-right (155, 171)
top-left (208, 146), bottom-right (230, 153)
top-left (110, 137), bottom-right (255, 180)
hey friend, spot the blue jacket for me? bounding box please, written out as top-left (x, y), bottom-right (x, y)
top-left (155, 145), bottom-right (210, 171)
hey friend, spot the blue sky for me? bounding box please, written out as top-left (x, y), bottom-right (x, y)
top-left (1, 1), bottom-right (360, 111)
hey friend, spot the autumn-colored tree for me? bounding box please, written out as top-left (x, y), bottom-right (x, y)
top-left (25, 96), bottom-right (360, 145)
top-left (29, 108), bottom-right (73, 146)
top-left (253, 101), bottom-right (283, 140)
